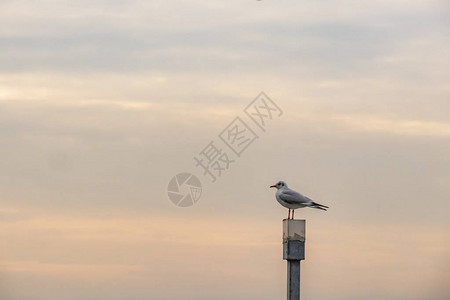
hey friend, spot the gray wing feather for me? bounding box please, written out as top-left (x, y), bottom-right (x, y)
top-left (279, 189), bottom-right (312, 205)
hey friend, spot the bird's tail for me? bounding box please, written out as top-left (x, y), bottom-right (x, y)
top-left (310, 202), bottom-right (329, 211)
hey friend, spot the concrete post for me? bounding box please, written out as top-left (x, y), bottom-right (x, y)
top-left (283, 219), bottom-right (305, 300)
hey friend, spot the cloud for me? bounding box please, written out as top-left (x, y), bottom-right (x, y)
top-left (0, 1), bottom-right (449, 299)
top-left (286, 111), bottom-right (450, 137)
top-left (1, 0), bottom-right (447, 75)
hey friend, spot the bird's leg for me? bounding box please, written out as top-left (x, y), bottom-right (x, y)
top-left (287, 209), bottom-right (291, 220)
top-left (292, 209), bottom-right (295, 219)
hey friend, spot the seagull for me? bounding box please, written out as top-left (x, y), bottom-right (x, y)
top-left (270, 181), bottom-right (328, 219)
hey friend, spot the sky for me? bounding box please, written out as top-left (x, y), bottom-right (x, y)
top-left (0, 0), bottom-right (449, 299)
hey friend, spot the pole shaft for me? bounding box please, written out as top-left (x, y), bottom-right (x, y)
top-left (287, 260), bottom-right (300, 300)
top-left (283, 219), bottom-right (305, 300)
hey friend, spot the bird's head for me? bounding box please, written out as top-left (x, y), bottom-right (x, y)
top-left (270, 181), bottom-right (287, 189)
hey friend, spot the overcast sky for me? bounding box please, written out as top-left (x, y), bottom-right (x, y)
top-left (1, 1), bottom-right (449, 300)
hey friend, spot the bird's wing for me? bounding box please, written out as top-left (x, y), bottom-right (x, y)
top-left (278, 189), bottom-right (312, 205)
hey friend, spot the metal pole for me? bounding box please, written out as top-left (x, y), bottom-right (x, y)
top-left (283, 219), bottom-right (305, 300)
top-left (287, 260), bottom-right (300, 300)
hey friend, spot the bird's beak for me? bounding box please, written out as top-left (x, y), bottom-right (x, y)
top-left (270, 185), bottom-right (276, 188)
